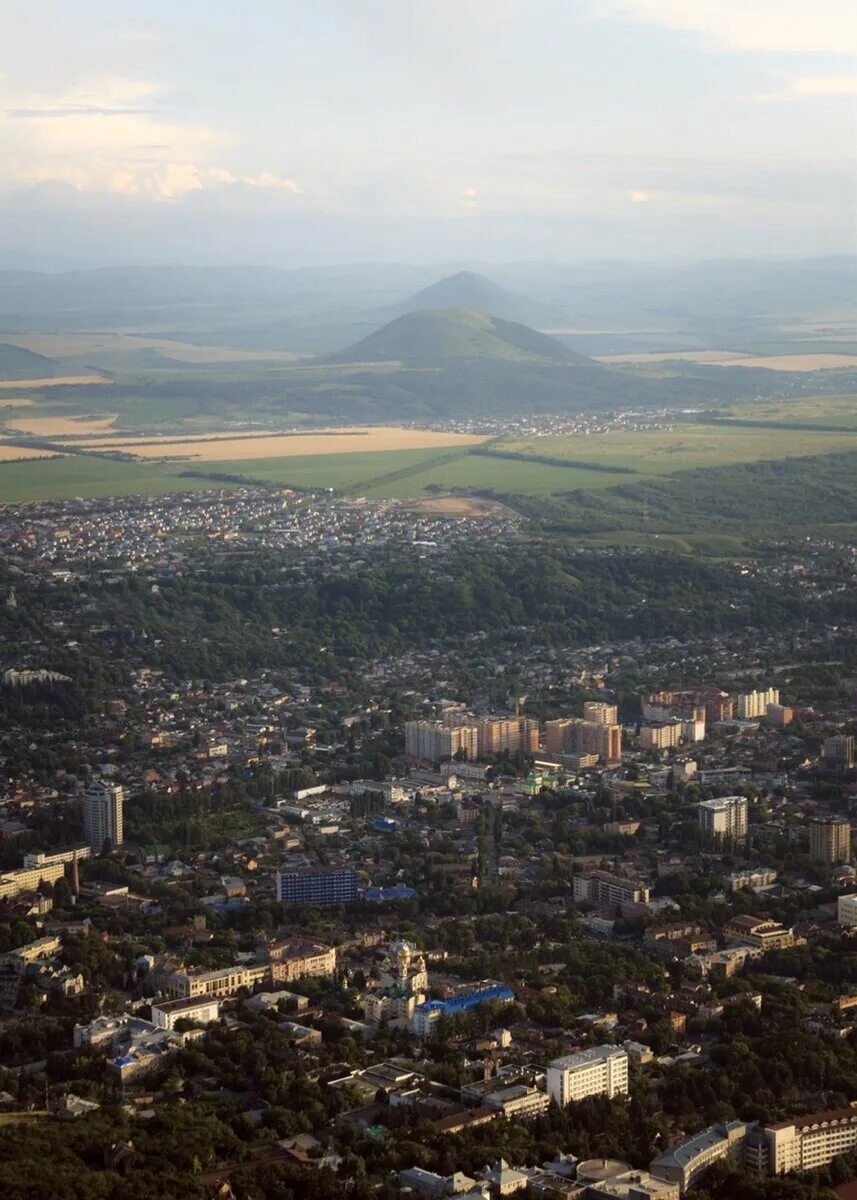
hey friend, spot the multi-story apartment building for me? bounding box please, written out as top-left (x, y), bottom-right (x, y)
top-left (0, 861), bottom-right (66, 899)
top-left (150, 996), bottom-right (220, 1030)
top-left (752, 1109), bottom-right (857, 1175)
top-left (723, 915), bottom-right (795, 951)
top-left (837, 893), bottom-right (857, 926)
top-left (546, 718), bottom-right (621, 763)
top-left (405, 720), bottom-right (479, 763)
top-left (809, 815), bottom-right (851, 865)
top-left (276, 868), bottom-right (358, 905)
top-left (698, 796), bottom-right (748, 842)
top-left (546, 1045), bottom-right (629, 1107)
top-left (476, 716), bottom-right (539, 756)
top-left (823, 735), bottom-right (855, 769)
top-left (583, 701), bottom-right (618, 726)
top-left (650, 1122), bottom-right (752, 1193)
top-left (573, 869), bottom-right (651, 911)
top-left (736, 687), bottom-right (779, 719)
top-left (639, 722), bottom-right (683, 750)
top-left (83, 780), bottom-right (124, 850)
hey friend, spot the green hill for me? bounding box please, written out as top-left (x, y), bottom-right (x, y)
top-left (0, 342), bottom-right (56, 380)
top-left (324, 307), bottom-right (592, 365)
top-left (389, 270), bottom-right (567, 327)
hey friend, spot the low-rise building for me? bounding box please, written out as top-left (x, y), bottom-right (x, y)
top-left (150, 996), bottom-right (220, 1030)
top-left (650, 1121), bottom-right (752, 1194)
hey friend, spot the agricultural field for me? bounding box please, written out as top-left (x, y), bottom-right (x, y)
top-left (495, 423), bottom-right (857, 476)
top-left (0, 456), bottom-right (221, 503)
top-left (716, 394), bottom-right (857, 430)
top-left (597, 350), bottom-right (857, 370)
top-left (68, 426), bottom-right (486, 459)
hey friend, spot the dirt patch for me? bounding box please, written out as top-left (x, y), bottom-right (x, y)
top-left (400, 494), bottom-right (517, 517)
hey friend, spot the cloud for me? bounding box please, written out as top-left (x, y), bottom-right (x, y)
top-left (0, 76), bottom-right (299, 202)
top-left (608, 1), bottom-right (857, 55)
top-left (629, 189), bottom-right (651, 203)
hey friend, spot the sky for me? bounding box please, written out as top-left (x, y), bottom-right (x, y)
top-left (0, 0), bottom-right (855, 267)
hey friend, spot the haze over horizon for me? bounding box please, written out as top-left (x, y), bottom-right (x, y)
top-left (2, 0), bottom-right (856, 269)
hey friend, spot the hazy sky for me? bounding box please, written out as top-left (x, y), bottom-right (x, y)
top-left (1, 0), bottom-right (855, 266)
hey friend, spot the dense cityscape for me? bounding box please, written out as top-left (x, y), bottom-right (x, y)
top-left (0, 486), bottom-right (854, 1199)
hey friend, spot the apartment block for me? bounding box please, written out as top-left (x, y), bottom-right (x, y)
top-left (736, 688), bottom-right (779, 720)
top-left (476, 716), bottom-right (539, 755)
top-left (837, 894), bottom-right (857, 926)
top-left (0, 861), bottom-right (66, 900)
top-left (823, 735), bottom-right (855, 769)
top-left (405, 720), bottom-right (479, 763)
top-left (754, 1109), bottom-right (857, 1175)
top-left (809, 815), bottom-right (851, 865)
top-left (546, 718), bottom-right (621, 762)
top-left (83, 780), bottom-right (124, 850)
top-left (276, 868), bottom-right (358, 906)
top-left (698, 796), bottom-right (748, 842)
top-left (573, 869), bottom-right (651, 911)
top-left (546, 1045), bottom-right (629, 1107)
top-left (639, 722), bottom-right (683, 750)
top-left (583, 701), bottom-right (618, 725)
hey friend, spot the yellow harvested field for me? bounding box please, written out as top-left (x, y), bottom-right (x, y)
top-left (596, 350), bottom-right (752, 364)
top-left (0, 397), bottom-right (36, 407)
top-left (596, 350), bottom-right (857, 371)
top-left (0, 443), bottom-right (61, 461)
top-left (720, 354), bottom-right (857, 371)
top-left (3, 332), bottom-right (299, 364)
top-left (0, 375), bottom-right (109, 389)
top-left (70, 426), bottom-right (489, 460)
top-left (6, 414), bottom-right (118, 436)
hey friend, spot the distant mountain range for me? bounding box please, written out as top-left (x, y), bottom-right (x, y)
top-left (323, 307), bottom-right (590, 365)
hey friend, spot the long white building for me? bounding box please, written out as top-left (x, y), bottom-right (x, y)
top-left (546, 1045), bottom-right (629, 1107)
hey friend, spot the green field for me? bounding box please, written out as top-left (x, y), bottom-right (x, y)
top-left (716, 394), bottom-right (857, 430)
top-left (0, 456), bottom-right (220, 503)
top-left (496, 423), bottom-right (857, 476)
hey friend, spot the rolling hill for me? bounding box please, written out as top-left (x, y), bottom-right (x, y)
top-left (323, 307), bottom-right (593, 365)
top-left (388, 270), bottom-right (567, 327)
top-left (0, 342), bottom-right (56, 380)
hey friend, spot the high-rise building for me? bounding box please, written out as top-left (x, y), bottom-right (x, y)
top-left (545, 718), bottom-right (621, 762)
top-left (546, 1045), bottom-right (629, 1106)
top-left (476, 716), bottom-right (539, 756)
top-left (83, 781), bottom-right (124, 850)
top-left (698, 796), bottom-right (748, 842)
top-left (404, 720), bottom-right (479, 763)
top-left (639, 722), bottom-right (683, 750)
top-left (736, 688), bottom-right (779, 720)
top-left (583, 701), bottom-right (618, 726)
top-left (276, 868), bottom-right (358, 905)
top-left (809, 816), bottom-right (851, 865)
top-left (823, 735), bottom-right (855, 769)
